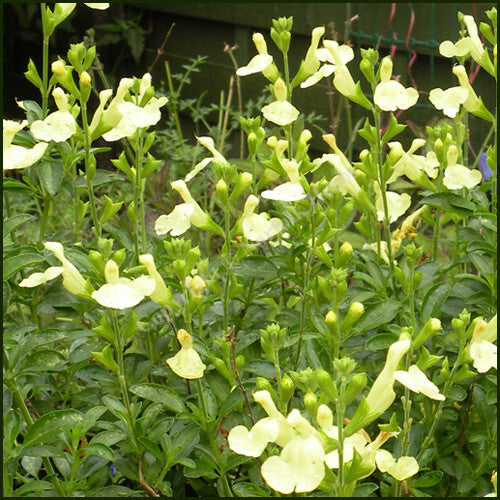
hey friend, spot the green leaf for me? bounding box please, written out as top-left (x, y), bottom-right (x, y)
top-left (38, 160), bottom-right (63, 196)
top-left (420, 283), bottom-right (451, 324)
top-left (22, 409), bottom-right (83, 447)
top-left (232, 482), bottom-right (270, 497)
top-left (73, 171), bottom-right (123, 188)
top-left (83, 443), bottom-right (115, 462)
top-left (4, 410), bottom-right (21, 452)
top-left (365, 332), bottom-right (399, 351)
top-left (415, 471), bottom-right (443, 487)
top-left (472, 385), bottom-right (495, 430)
top-left (382, 113), bottom-right (406, 142)
top-left (353, 482), bottom-right (379, 496)
top-left (420, 193), bottom-right (475, 216)
top-left (447, 385), bottom-right (467, 402)
top-left (3, 252), bottom-right (44, 280)
top-left (19, 349), bottom-right (68, 373)
top-left (12, 480), bottom-right (54, 497)
top-left (102, 222), bottom-right (133, 251)
top-left (21, 445), bottom-right (67, 458)
top-left (3, 214), bottom-right (33, 240)
top-left (2, 179), bottom-right (33, 192)
top-left (127, 25), bottom-right (145, 63)
top-left (355, 299), bottom-right (401, 332)
top-left (129, 383), bottom-right (186, 413)
top-left (138, 437), bottom-right (163, 462)
top-left (469, 253), bottom-right (493, 276)
top-left (3, 281), bottom-right (11, 318)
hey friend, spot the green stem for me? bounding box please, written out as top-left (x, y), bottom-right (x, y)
top-left (110, 311), bottom-right (140, 453)
top-left (133, 133), bottom-right (146, 255)
top-left (293, 199), bottom-right (316, 370)
top-left (373, 110), bottom-right (396, 289)
top-left (195, 378), bottom-right (233, 497)
top-left (40, 4), bottom-right (50, 118)
top-left (38, 196), bottom-right (52, 245)
top-left (335, 382), bottom-right (346, 496)
top-left (432, 209), bottom-right (441, 260)
top-left (80, 100), bottom-right (101, 236)
top-left (165, 61), bottom-right (183, 142)
top-left (416, 343), bottom-right (466, 462)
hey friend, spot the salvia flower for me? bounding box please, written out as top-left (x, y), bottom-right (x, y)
top-left (19, 266), bottom-right (64, 288)
top-left (443, 145), bottom-right (482, 190)
top-left (468, 314), bottom-right (497, 373)
top-left (3, 119), bottom-right (48, 170)
top-left (102, 73), bottom-right (168, 141)
top-left (166, 329), bottom-right (206, 379)
top-left (261, 78), bottom-right (300, 126)
top-left (374, 182), bottom-right (411, 223)
top-left (374, 57), bottom-right (419, 112)
top-left (155, 180), bottom-right (222, 236)
top-left (185, 136), bottom-right (228, 182)
top-left (236, 32), bottom-right (275, 78)
top-left (241, 195), bottom-right (283, 241)
top-left (261, 159), bottom-right (306, 201)
top-left (394, 365), bottom-right (445, 400)
top-left (91, 259), bottom-right (155, 309)
top-left (429, 86), bottom-right (469, 118)
top-left (260, 409), bottom-right (325, 494)
top-left (138, 254), bottom-right (172, 306)
top-left (30, 87), bottom-right (77, 143)
top-left (42, 242), bottom-right (88, 296)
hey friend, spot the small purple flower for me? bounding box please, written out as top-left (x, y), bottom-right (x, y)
top-left (110, 464), bottom-right (117, 477)
top-left (478, 152), bottom-right (492, 181)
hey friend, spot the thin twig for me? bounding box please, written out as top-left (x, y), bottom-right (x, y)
top-left (147, 23), bottom-right (175, 74)
top-left (138, 453), bottom-right (160, 497)
top-left (219, 75), bottom-right (234, 152)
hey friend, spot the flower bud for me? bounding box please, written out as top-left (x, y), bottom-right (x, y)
top-left (172, 260), bottom-right (186, 281)
top-left (325, 310), bottom-right (338, 335)
top-left (51, 60), bottom-right (67, 77)
top-left (185, 247), bottom-right (200, 275)
top-left (279, 374), bottom-right (294, 406)
top-left (80, 71), bottom-right (91, 86)
top-left (216, 179), bottom-right (228, 206)
top-left (247, 132), bottom-right (258, 156)
top-left (112, 248), bottom-right (126, 267)
top-left (344, 372), bottom-right (367, 404)
top-left (256, 377), bottom-right (278, 402)
top-left (304, 391), bottom-right (319, 417)
top-left (235, 354), bottom-right (245, 371)
top-left (341, 302), bottom-right (364, 330)
top-left (336, 241), bottom-right (353, 267)
top-left (212, 357), bottom-right (234, 384)
top-left (89, 250), bottom-right (104, 274)
top-left (315, 368), bottom-right (338, 402)
top-left (189, 275), bottom-right (206, 297)
top-left (413, 318), bottom-right (442, 348)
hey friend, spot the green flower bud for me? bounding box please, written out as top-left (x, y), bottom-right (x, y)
top-left (413, 318), bottom-right (442, 349)
top-left (213, 357), bottom-right (235, 385)
top-left (440, 356), bottom-right (450, 382)
top-left (360, 57), bottom-right (375, 85)
top-left (336, 242), bottom-right (353, 267)
top-left (256, 377), bottom-right (278, 402)
top-left (344, 372), bottom-right (368, 404)
top-left (112, 248), bottom-right (126, 267)
top-left (465, 316), bottom-right (483, 339)
top-left (413, 271), bottom-right (423, 289)
top-left (235, 354), bottom-right (245, 371)
top-left (315, 368), bottom-right (338, 402)
top-left (394, 266), bottom-right (408, 292)
top-left (341, 302), bottom-right (364, 330)
top-left (88, 250), bottom-right (104, 274)
top-left (318, 275), bottom-right (335, 302)
top-left (325, 310), bottom-right (338, 335)
top-left (247, 132), bottom-right (258, 156)
top-left (97, 237), bottom-right (113, 259)
top-left (127, 201), bottom-right (137, 224)
top-left (279, 374), bottom-right (294, 406)
top-left (459, 309), bottom-right (471, 328)
top-left (333, 357), bottom-right (357, 377)
top-left (304, 391), bottom-right (318, 417)
top-left (172, 260), bottom-right (186, 281)
top-left (216, 179), bottom-right (229, 206)
top-left (185, 247), bottom-right (200, 275)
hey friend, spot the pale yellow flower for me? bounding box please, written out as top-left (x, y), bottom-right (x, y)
top-left (374, 57), bottom-right (419, 111)
top-left (261, 159), bottom-right (306, 201)
top-left (31, 87), bottom-right (77, 143)
top-left (19, 266), bottom-right (63, 288)
top-left (241, 195), bottom-right (283, 241)
top-left (429, 87), bottom-right (469, 118)
top-left (91, 259), bottom-right (155, 309)
top-left (469, 315), bottom-right (497, 373)
top-left (261, 78), bottom-right (300, 126)
top-left (443, 145), bottom-right (482, 190)
top-left (3, 119), bottom-right (48, 170)
top-left (166, 329), bottom-right (206, 379)
top-left (394, 365), bottom-right (445, 400)
top-left (185, 136), bottom-right (228, 182)
top-left (138, 254), bottom-right (172, 306)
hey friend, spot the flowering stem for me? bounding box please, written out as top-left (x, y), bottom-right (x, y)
top-left (294, 199), bottom-right (316, 370)
top-left (195, 378), bottom-right (233, 497)
top-left (416, 339), bottom-right (466, 462)
top-left (110, 311), bottom-right (140, 453)
top-left (38, 195), bottom-right (52, 245)
top-left (133, 132), bottom-right (147, 255)
top-left (335, 380), bottom-right (347, 496)
top-left (80, 100), bottom-right (101, 237)
top-left (40, 4), bottom-right (49, 118)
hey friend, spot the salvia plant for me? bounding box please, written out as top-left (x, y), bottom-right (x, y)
top-left (2, 3), bottom-right (497, 498)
